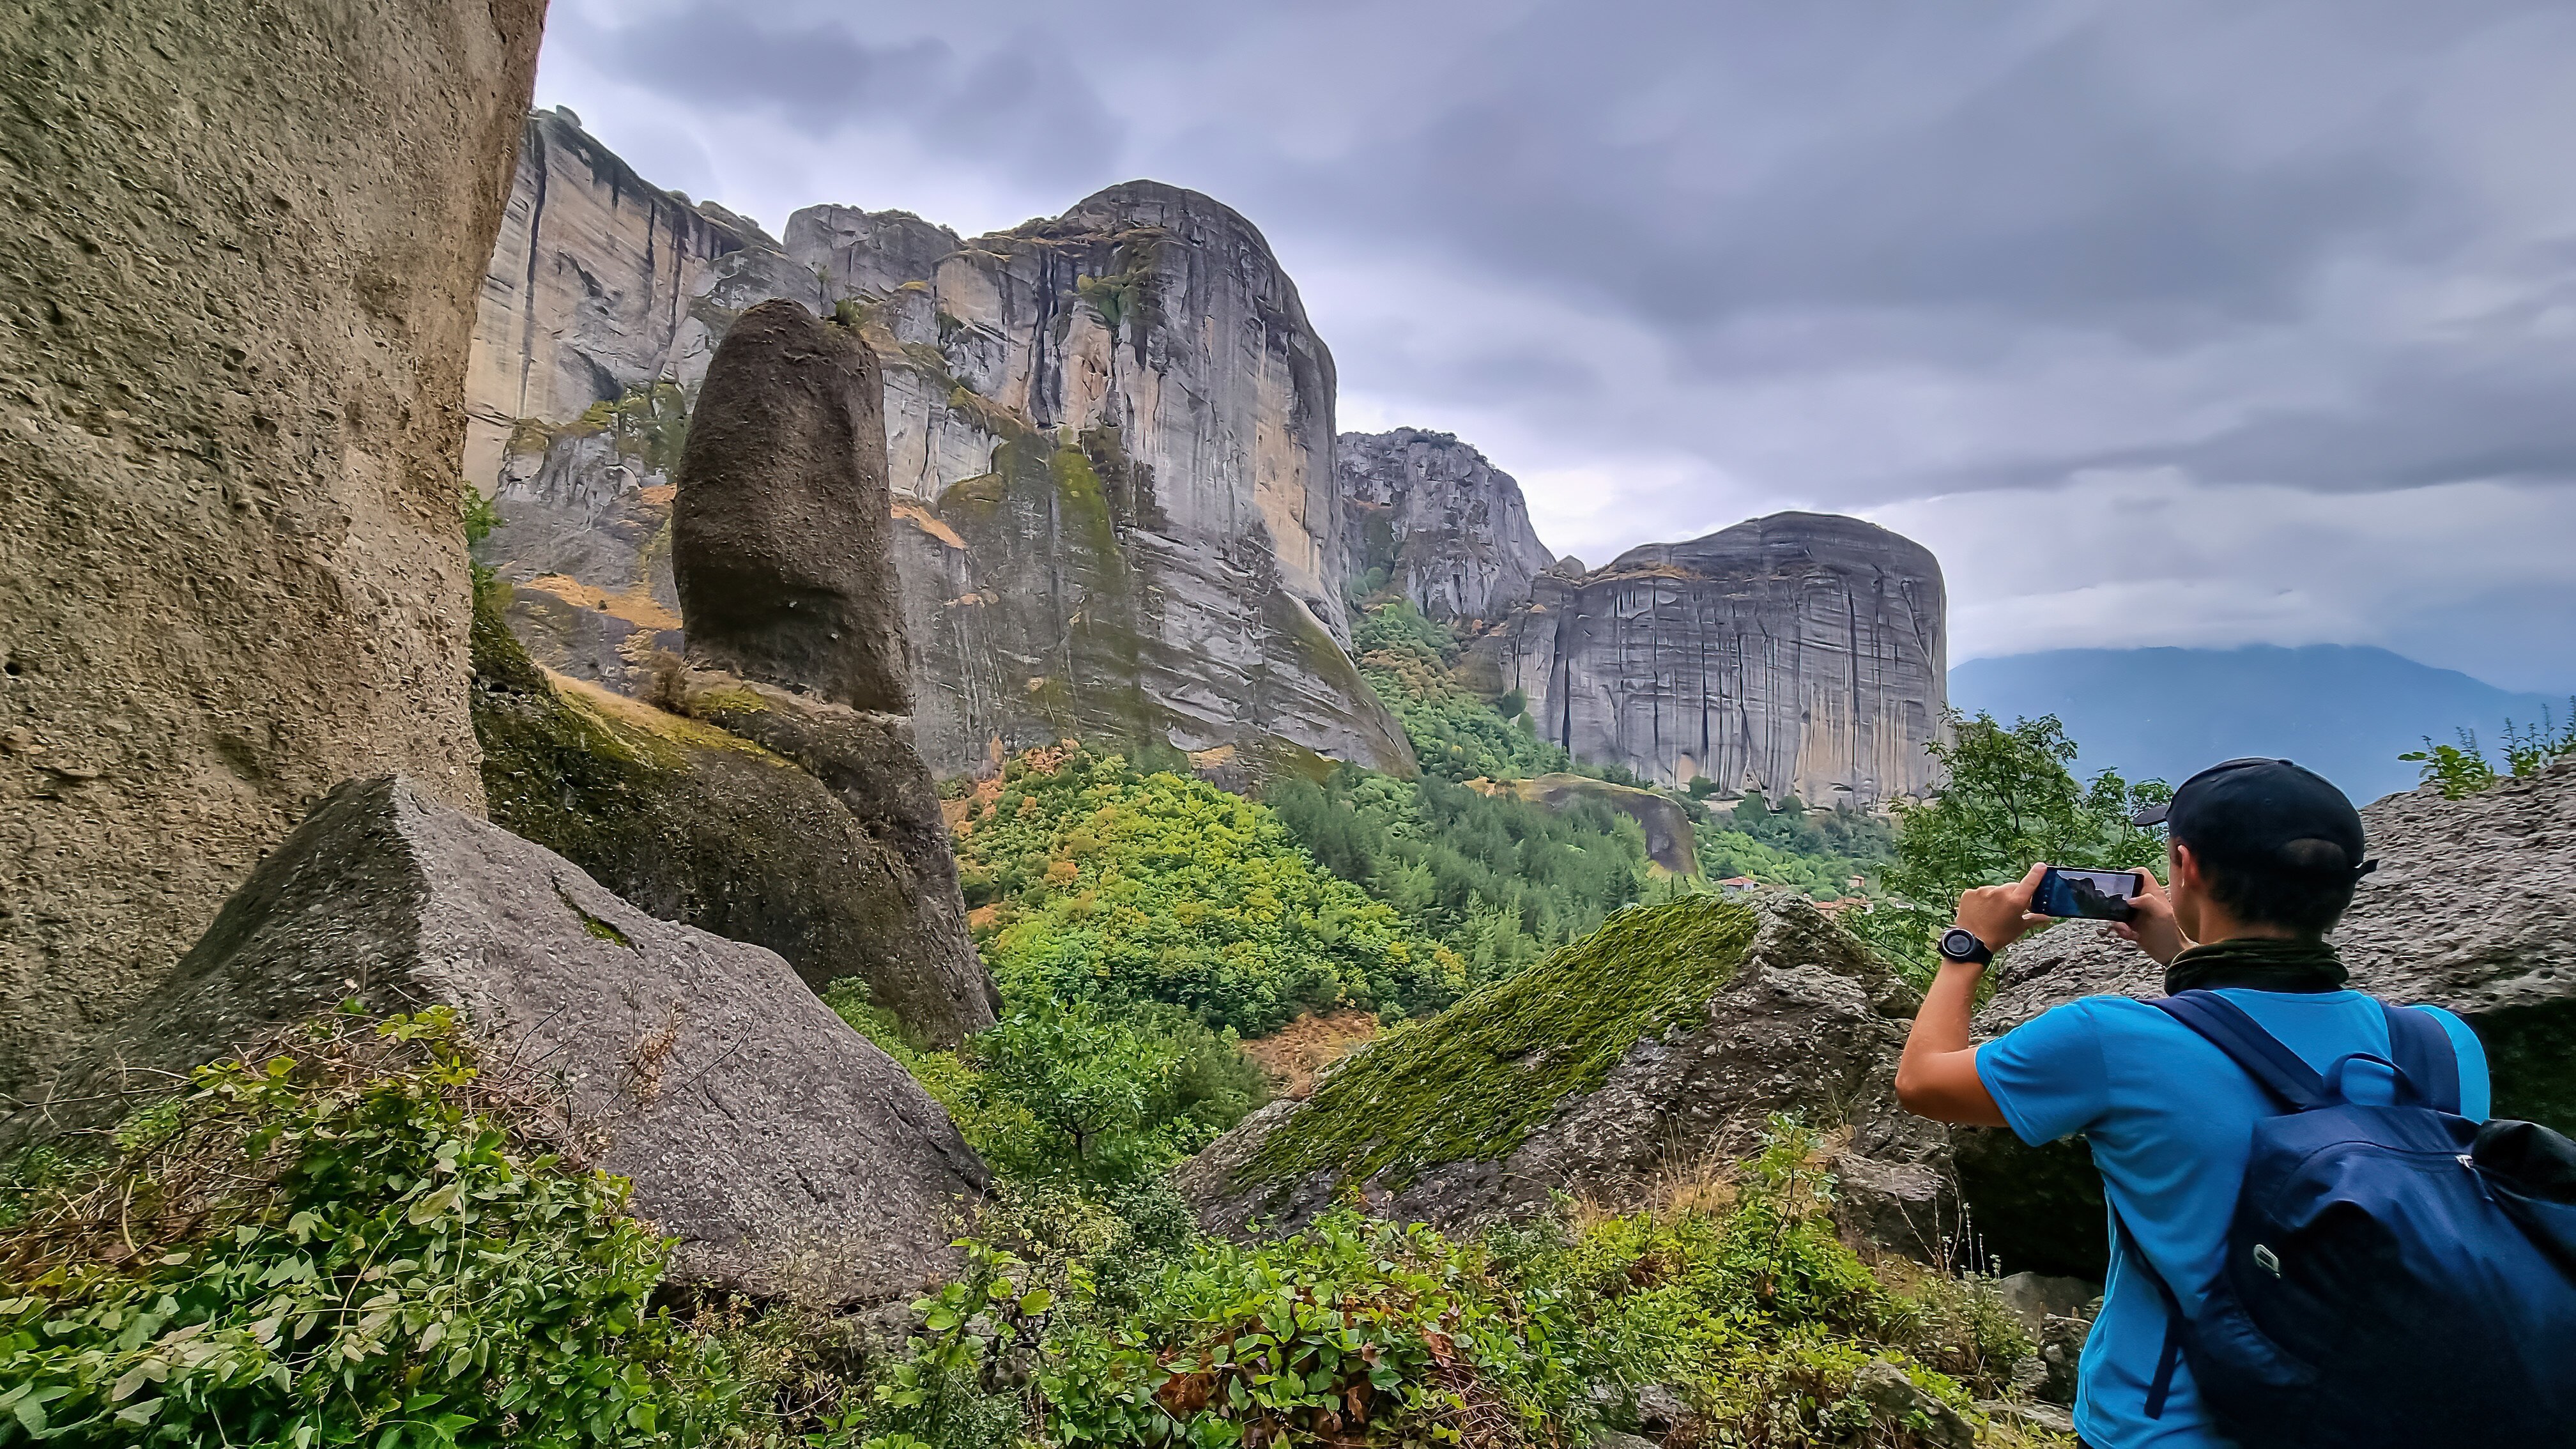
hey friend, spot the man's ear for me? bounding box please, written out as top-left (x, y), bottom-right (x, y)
top-left (2170, 839), bottom-right (2202, 890)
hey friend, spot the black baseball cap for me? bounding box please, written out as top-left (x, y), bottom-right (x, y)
top-left (2131, 758), bottom-right (2376, 882)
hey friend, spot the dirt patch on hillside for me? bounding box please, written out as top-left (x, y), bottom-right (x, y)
top-left (1241, 1010), bottom-right (1379, 1098)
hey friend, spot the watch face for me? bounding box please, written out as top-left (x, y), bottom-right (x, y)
top-left (1941, 928), bottom-right (1981, 959)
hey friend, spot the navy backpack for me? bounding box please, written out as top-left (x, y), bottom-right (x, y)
top-left (2118, 990), bottom-right (2576, 1448)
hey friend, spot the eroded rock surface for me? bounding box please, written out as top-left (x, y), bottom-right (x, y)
top-left (0, 0), bottom-right (543, 1096)
top-left (1960, 758), bottom-right (2576, 1275)
top-left (674, 300), bottom-right (912, 711)
top-left (10, 778), bottom-right (986, 1305)
top-left (1338, 428), bottom-right (1553, 624)
top-left (472, 591), bottom-right (995, 1046)
top-left (464, 114), bottom-right (1411, 779)
top-left (1477, 513), bottom-right (1947, 802)
top-left (1181, 895), bottom-right (1950, 1254)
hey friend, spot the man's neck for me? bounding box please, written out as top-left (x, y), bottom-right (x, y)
top-left (2191, 907), bottom-right (2297, 947)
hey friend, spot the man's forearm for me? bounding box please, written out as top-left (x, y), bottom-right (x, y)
top-left (1902, 960), bottom-right (1982, 1064)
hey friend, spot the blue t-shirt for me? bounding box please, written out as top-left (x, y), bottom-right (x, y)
top-left (1976, 988), bottom-right (2490, 1449)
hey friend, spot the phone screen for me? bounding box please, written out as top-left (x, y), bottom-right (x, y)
top-left (2034, 867), bottom-right (2144, 921)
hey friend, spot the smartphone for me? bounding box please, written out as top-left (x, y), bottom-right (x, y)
top-left (2033, 867), bottom-right (2143, 921)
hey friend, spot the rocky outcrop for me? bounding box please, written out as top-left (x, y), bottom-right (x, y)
top-left (0, 0), bottom-right (544, 1097)
top-left (1477, 513), bottom-right (1947, 803)
top-left (472, 590), bottom-right (997, 1046)
top-left (464, 115), bottom-right (1411, 780)
top-left (1338, 428), bottom-right (1553, 622)
top-left (463, 107), bottom-right (813, 491)
top-left (10, 777), bottom-right (986, 1305)
top-left (1958, 758), bottom-right (2576, 1276)
top-left (1179, 895), bottom-right (1950, 1254)
top-left (673, 301), bottom-right (914, 711)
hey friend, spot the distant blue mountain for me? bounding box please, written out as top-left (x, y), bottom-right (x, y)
top-left (1947, 645), bottom-right (2570, 806)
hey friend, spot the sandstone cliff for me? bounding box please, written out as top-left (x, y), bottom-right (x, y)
top-left (464, 115), bottom-right (1410, 778)
top-left (1338, 428), bottom-right (1553, 622)
top-left (1476, 512), bottom-right (1947, 803)
top-left (0, 0), bottom-right (542, 1097)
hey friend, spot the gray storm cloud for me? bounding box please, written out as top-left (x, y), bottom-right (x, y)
top-left (535, 0), bottom-right (2576, 686)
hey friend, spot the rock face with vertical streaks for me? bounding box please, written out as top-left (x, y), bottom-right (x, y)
top-left (1337, 428), bottom-right (1554, 623)
top-left (0, 0), bottom-right (542, 1098)
top-left (1476, 513), bottom-right (1946, 803)
top-left (463, 114), bottom-right (1411, 779)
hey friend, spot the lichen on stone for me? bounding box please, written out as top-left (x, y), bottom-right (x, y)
top-left (1235, 894), bottom-right (1758, 1193)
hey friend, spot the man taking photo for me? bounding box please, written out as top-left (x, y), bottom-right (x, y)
top-left (1891, 758), bottom-right (2492, 1448)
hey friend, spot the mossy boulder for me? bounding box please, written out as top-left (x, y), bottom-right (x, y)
top-left (472, 587), bottom-right (995, 1046)
top-left (1179, 894), bottom-right (1950, 1251)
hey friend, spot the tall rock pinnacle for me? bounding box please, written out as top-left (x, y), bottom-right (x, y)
top-left (673, 300), bottom-right (912, 711)
top-left (1478, 512), bottom-right (1948, 805)
top-left (1338, 428), bottom-right (1555, 622)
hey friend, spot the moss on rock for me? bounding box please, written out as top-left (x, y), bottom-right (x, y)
top-left (470, 585), bottom-right (997, 1045)
top-left (1236, 894), bottom-right (1759, 1192)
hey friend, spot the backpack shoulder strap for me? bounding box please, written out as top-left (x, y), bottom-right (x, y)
top-left (2152, 990), bottom-right (2331, 1110)
top-left (2380, 1002), bottom-right (2462, 1114)
top-left (2108, 1202), bottom-right (2189, 1421)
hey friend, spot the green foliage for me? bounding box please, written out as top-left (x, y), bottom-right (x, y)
top-left (1498, 1120), bottom-right (2024, 1440)
top-left (0, 1011), bottom-right (738, 1447)
top-left (459, 485), bottom-right (501, 549)
top-left (1038, 1209), bottom-right (1590, 1448)
top-left (1696, 793), bottom-right (1894, 901)
top-left (2402, 703), bottom-right (2576, 797)
top-left (834, 990), bottom-right (1268, 1190)
top-left (839, 1120), bottom-right (2039, 1449)
top-left (1236, 896), bottom-right (1757, 1193)
top-left (949, 746), bottom-right (1469, 1034)
top-left (1353, 604), bottom-right (1579, 785)
top-left (1265, 766), bottom-right (1650, 990)
top-left (572, 381), bottom-right (692, 477)
top-left (1862, 712), bottom-right (2169, 980)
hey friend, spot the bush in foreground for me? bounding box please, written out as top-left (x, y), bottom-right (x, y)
top-left (0, 1011), bottom-right (733, 1447)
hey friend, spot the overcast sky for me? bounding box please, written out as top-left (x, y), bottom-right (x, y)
top-left (535, 1), bottom-right (2576, 690)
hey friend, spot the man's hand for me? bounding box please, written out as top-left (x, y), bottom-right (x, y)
top-left (1954, 862), bottom-right (2052, 954)
top-left (2111, 867), bottom-right (2188, 965)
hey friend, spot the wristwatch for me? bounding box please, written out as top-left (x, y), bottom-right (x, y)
top-left (1938, 928), bottom-right (1994, 967)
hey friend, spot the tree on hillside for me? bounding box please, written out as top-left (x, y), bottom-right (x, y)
top-left (1856, 710), bottom-right (2168, 980)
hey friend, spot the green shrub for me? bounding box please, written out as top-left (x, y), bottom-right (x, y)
top-left (1864, 712), bottom-right (2168, 981)
top-left (829, 990), bottom-right (1266, 1191)
top-left (2402, 706), bottom-right (2576, 798)
top-left (950, 746), bottom-right (1468, 1032)
top-left (0, 1011), bottom-right (737, 1448)
top-left (1266, 767), bottom-right (1650, 989)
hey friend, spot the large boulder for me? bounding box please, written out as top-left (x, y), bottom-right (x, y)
top-left (0, 0), bottom-right (542, 1098)
top-left (1179, 894), bottom-right (1951, 1254)
top-left (627, 297), bottom-right (990, 1039)
top-left (1961, 758), bottom-right (2576, 1276)
top-left (471, 589), bottom-right (997, 1045)
top-left (672, 300), bottom-right (914, 712)
top-left (6, 776), bottom-right (986, 1305)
